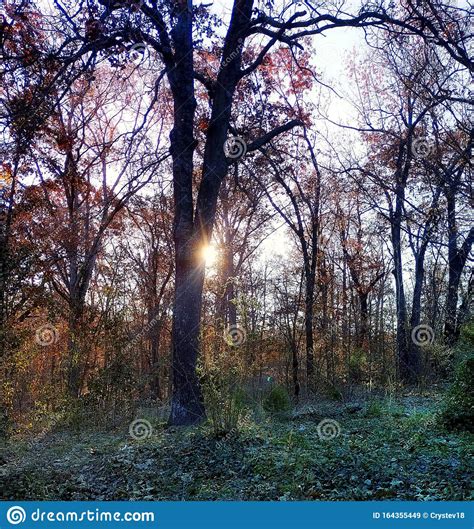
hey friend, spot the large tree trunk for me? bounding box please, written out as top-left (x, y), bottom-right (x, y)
top-left (167, 0), bottom-right (301, 423)
top-left (444, 187), bottom-right (458, 345)
top-left (166, 0), bottom-right (202, 425)
top-left (65, 251), bottom-right (97, 397)
top-left (67, 300), bottom-right (84, 398)
top-left (167, 90), bottom-right (204, 423)
top-left (167, 0), bottom-right (254, 425)
top-left (169, 247), bottom-right (206, 425)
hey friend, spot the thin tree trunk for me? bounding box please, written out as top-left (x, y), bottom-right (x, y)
top-left (148, 306), bottom-right (162, 400)
top-left (391, 197), bottom-right (413, 383)
top-left (223, 246), bottom-right (237, 327)
top-left (408, 248), bottom-right (426, 378)
top-left (304, 273), bottom-right (315, 383)
top-left (358, 291), bottom-right (369, 351)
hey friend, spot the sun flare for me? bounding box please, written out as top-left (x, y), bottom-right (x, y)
top-left (201, 244), bottom-right (218, 267)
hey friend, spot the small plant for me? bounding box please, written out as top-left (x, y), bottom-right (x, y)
top-left (363, 398), bottom-right (404, 418)
top-left (263, 385), bottom-right (291, 415)
top-left (363, 398), bottom-right (385, 417)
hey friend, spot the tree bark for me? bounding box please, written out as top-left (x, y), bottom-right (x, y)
top-left (167, 2), bottom-right (203, 424)
top-left (408, 247), bottom-right (426, 378)
top-left (169, 248), bottom-right (206, 424)
top-left (67, 300), bottom-right (84, 398)
top-left (358, 291), bottom-right (369, 351)
top-left (291, 340), bottom-right (300, 401)
top-left (391, 191), bottom-right (417, 383)
top-left (304, 272), bottom-right (315, 382)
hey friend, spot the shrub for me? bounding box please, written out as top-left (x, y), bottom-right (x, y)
top-left (324, 385), bottom-right (344, 402)
top-left (349, 348), bottom-right (367, 382)
top-left (85, 355), bottom-right (137, 426)
top-left (439, 357), bottom-right (474, 432)
top-left (363, 398), bottom-right (404, 418)
top-left (203, 369), bottom-right (248, 437)
top-left (363, 398), bottom-right (385, 417)
top-left (263, 385), bottom-right (291, 415)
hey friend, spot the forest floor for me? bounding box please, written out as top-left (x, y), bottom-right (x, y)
top-left (1, 392), bottom-right (472, 501)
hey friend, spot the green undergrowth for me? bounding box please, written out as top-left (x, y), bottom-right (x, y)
top-left (438, 325), bottom-right (474, 433)
top-left (1, 395), bottom-right (472, 501)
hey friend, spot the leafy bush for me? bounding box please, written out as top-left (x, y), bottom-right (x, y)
top-left (323, 384), bottom-right (344, 402)
top-left (203, 369), bottom-right (248, 437)
top-left (85, 355), bottom-right (138, 426)
top-left (363, 398), bottom-right (385, 417)
top-left (427, 342), bottom-right (452, 378)
top-left (263, 385), bottom-right (291, 415)
top-left (349, 348), bottom-right (367, 382)
top-left (459, 321), bottom-right (474, 346)
top-left (439, 357), bottom-right (474, 432)
top-left (363, 398), bottom-right (404, 418)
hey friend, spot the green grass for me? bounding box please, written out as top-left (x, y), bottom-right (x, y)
top-left (1, 396), bottom-right (472, 501)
